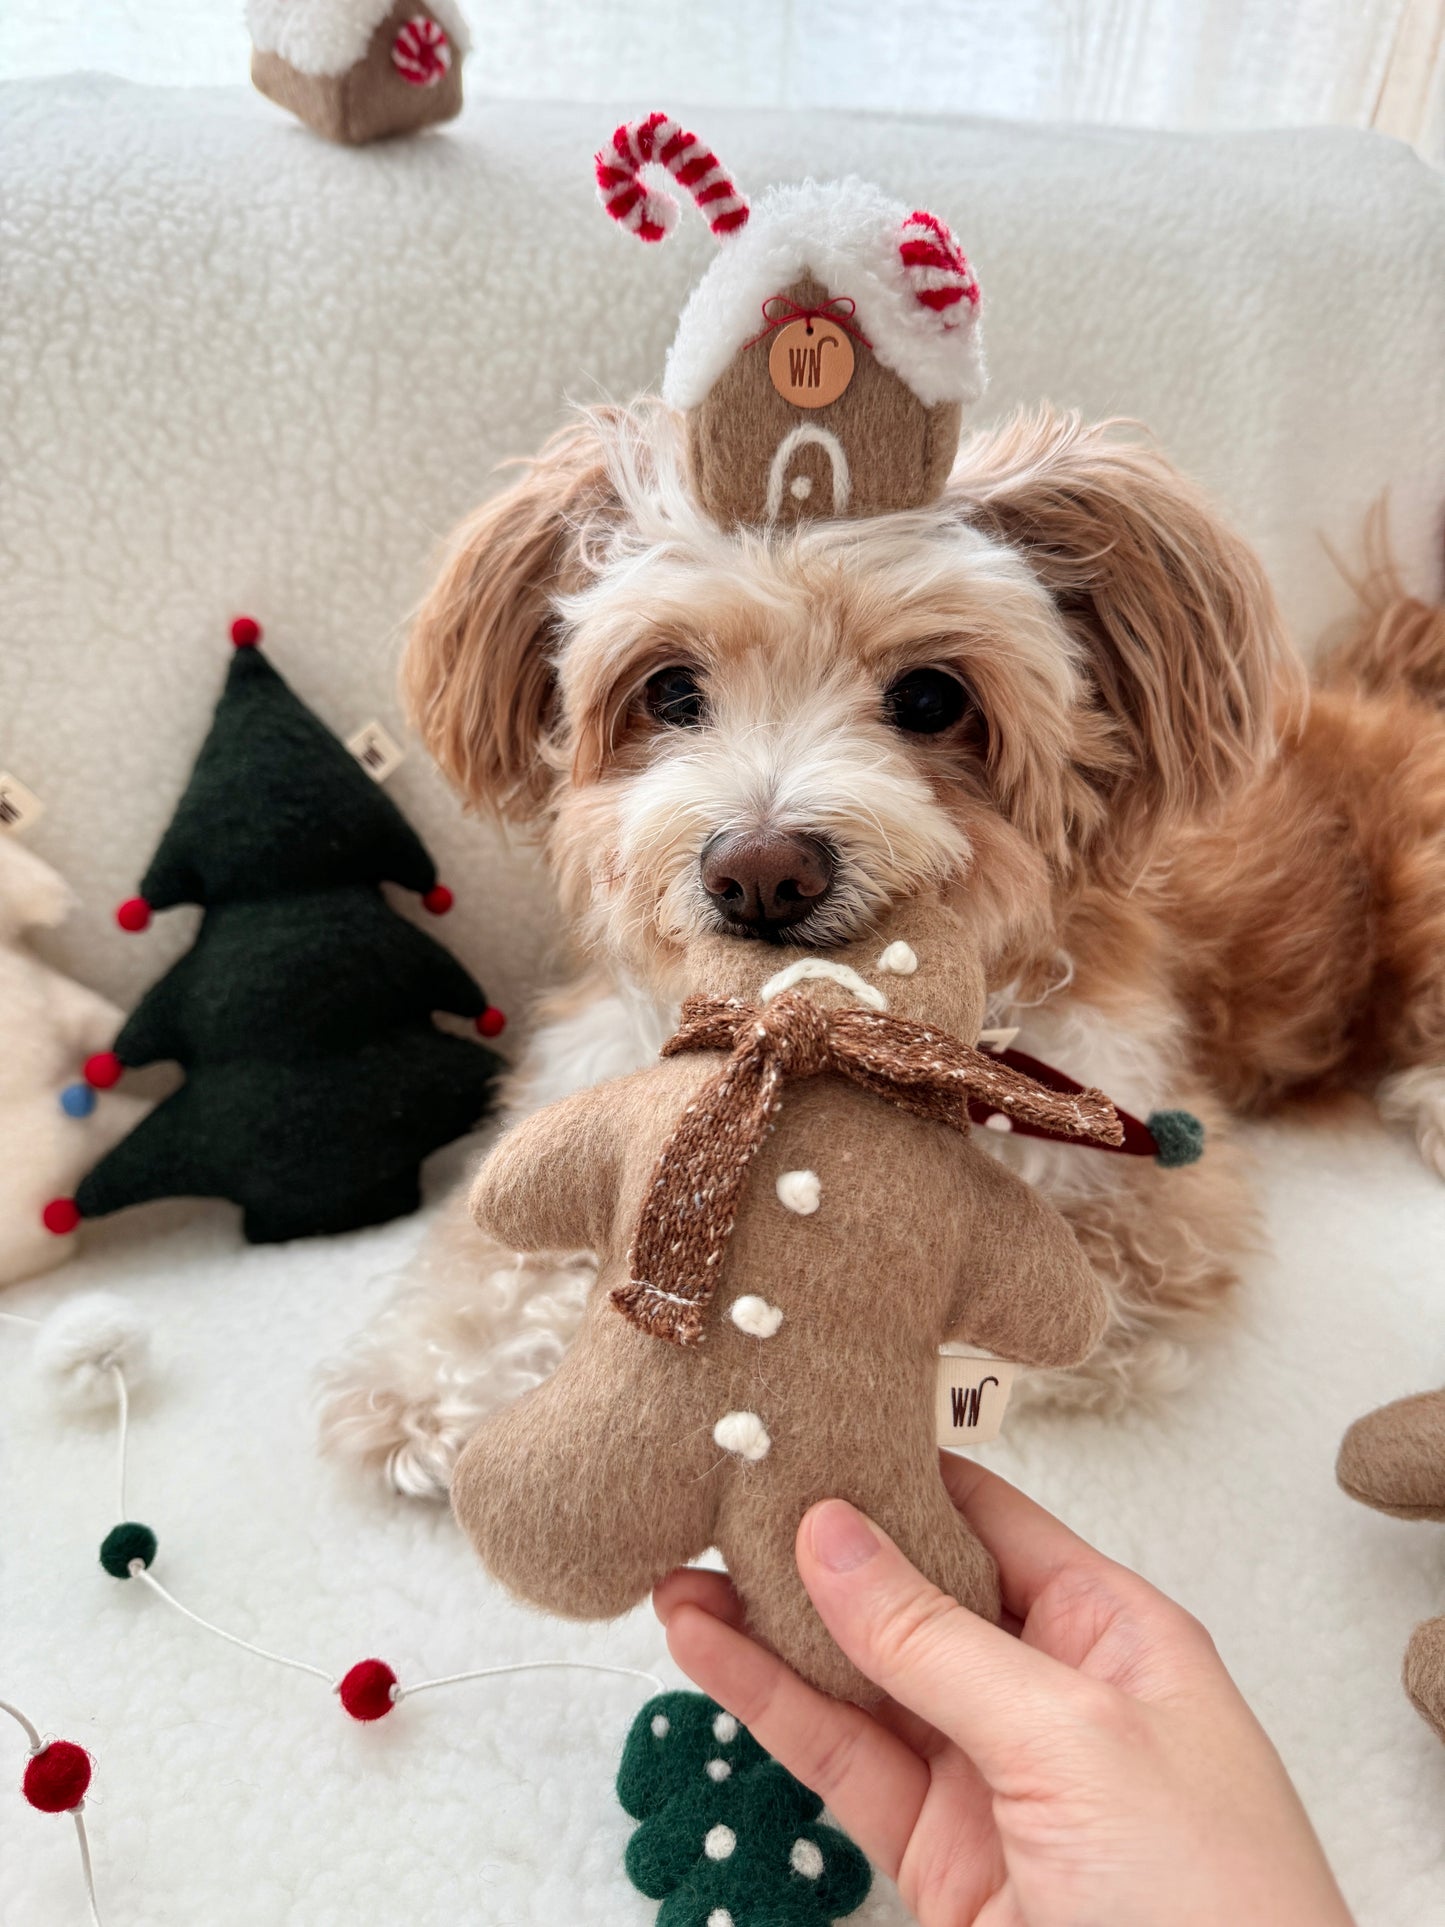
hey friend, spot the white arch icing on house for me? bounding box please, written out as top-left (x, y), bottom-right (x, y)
top-left (765, 425), bottom-right (852, 520)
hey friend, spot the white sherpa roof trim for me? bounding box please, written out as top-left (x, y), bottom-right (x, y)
top-left (247, 0), bottom-right (470, 78)
top-left (662, 178), bottom-right (985, 413)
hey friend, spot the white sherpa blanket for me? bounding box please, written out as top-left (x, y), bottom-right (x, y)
top-left (2, 80), bottom-right (1444, 1925)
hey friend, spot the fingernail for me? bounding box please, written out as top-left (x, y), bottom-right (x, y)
top-left (808, 1500), bottom-right (880, 1574)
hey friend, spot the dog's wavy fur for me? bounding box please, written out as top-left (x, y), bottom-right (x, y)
top-left (318, 403), bottom-right (1445, 1497)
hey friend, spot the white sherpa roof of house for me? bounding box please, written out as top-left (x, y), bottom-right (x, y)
top-left (662, 178), bottom-right (985, 414)
top-left (247, 0), bottom-right (470, 77)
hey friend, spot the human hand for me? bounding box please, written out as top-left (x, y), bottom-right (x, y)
top-left (653, 1456), bottom-right (1354, 1927)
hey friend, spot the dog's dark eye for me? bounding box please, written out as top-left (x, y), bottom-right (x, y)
top-left (883, 667), bottom-right (970, 735)
top-left (645, 666), bottom-right (708, 729)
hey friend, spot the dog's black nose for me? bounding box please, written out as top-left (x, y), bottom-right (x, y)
top-left (701, 830), bottom-right (835, 935)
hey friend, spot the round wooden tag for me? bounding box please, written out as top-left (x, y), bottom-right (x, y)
top-left (767, 319), bottom-right (855, 409)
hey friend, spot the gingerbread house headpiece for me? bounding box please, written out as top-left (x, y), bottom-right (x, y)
top-left (597, 113), bottom-right (985, 527)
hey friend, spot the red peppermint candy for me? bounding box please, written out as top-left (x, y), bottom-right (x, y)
top-left (898, 209), bottom-right (980, 322)
top-left (391, 15), bottom-right (452, 86)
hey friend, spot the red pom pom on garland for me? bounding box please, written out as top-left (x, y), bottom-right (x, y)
top-left (422, 884), bottom-right (453, 916)
top-left (22, 1741), bottom-right (92, 1813)
top-left (115, 897), bottom-right (152, 933)
top-left (41, 1197), bottom-right (82, 1236)
top-left (338, 1659), bottom-right (398, 1722)
top-left (476, 1007), bottom-right (506, 1038)
top-left (230, 615), bottom-right (262, 649)
top-left (83, 1051), bottom-right (124, 1090)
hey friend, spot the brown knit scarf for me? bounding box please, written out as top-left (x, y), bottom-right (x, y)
top-left (611, 988), bottom-right (1124, 1346)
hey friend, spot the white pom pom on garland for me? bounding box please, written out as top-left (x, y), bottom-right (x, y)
top-left (34, 1293), bottom-right (151, 1413)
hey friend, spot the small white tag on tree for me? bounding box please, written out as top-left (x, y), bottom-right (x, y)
top-left (0, 770), bottom-right (44, 834)
top-left (346, 721), bottom-right (405, 784)
top-left (936, 1345), bottom-right (1018, 1447)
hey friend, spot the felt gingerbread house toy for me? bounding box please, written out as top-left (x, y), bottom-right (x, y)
top-left (0, 837), bottom-right (149, 1286)
top-left (247, 0), bottom-right (467, 145)
top-left (597, 114), bottom-right (984, 526)
top-left (453, 892), bottom-right (1124, 1704)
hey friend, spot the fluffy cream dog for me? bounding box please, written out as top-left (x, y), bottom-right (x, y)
top-left (318, 400), bottom-right (1445, 1498)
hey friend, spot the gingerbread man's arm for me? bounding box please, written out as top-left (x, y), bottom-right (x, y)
top-left (469, 1082), bottom-right (627, 1258)
top-left (944, 1148), bottom-right (1108, 1368)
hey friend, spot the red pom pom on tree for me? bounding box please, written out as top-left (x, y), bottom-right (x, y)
top-left (115, 897), bottom-right (152, 933)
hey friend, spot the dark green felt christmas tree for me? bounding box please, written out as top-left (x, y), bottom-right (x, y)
top-left (619, 1692), bottom-right (871, 1926)
top-left (52, 621), bottom-right (504, 1245)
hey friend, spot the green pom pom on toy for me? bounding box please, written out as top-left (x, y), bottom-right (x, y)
top-left (618, 1692), bottom-right (871, 1923)
top-left (100, 1521), bottom-right (157, 1578)
top-left (1147, 1109), bottom-right (1205, 1168)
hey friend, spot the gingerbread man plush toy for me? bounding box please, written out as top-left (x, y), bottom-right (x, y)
top-left (452, 894), bottom-right (1122, 1703)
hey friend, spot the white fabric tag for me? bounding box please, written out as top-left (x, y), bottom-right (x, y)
top-left (976, 1025), bottom-right (1020, 1053)
top-left (936, 1345), bottom-right (1018, 1447)
top-left (346, 721), bottom-right (405, 783)
top-left (0, 770), bottom-right (44, 833)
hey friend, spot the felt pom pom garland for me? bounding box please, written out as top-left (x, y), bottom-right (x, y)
top-left (0, 1299), bottom-right (667, 1919)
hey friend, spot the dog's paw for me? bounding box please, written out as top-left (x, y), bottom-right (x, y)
top-left (1379, 1068), bottom-right (1445, 1180)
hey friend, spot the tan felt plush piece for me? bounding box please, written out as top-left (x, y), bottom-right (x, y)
top-left (452, 896), bottom-right (1116, 1703)
top-left (1338, 1388), bottom-right (1445, 1742)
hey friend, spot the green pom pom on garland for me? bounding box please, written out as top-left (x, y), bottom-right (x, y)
top-left (619, 1691), bottom-right (871, 1923)
top-left (100, 1521), bottom-right (158, 1579)
top-left (1147, 1109), bottom-right (1205, 1168)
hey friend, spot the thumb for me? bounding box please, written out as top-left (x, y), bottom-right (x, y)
top-left (797, 1499), bottom-right (1098, 1782)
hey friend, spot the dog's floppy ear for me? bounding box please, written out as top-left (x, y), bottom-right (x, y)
top-left (403, 416), bottom-right (617, 821)
top-left (948, 409), bottom-right (1296, 844)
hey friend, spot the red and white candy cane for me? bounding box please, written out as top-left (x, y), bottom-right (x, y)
top-left (899, 210), bottom-right (980, 322)
top-left (391, 15), bottom-right (452, 87)
top-left (595, 113), bottom-right (749, 245)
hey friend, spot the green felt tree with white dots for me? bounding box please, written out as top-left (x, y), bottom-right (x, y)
top-left (618, 1692), bottom-right (871, 1926)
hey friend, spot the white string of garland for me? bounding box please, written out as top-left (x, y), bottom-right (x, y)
top-left (1, 1297), bottom-right (665, 1923)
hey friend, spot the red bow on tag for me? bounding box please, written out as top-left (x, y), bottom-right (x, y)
top-left (743, 294), bottom-right (874, 352)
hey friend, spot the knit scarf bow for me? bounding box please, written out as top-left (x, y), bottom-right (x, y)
top-left (610, 988), bottom-right (1124, 1346)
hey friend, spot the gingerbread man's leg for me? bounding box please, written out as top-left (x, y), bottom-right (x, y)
top-left (715, 1451), bottom-right (1000, 1705)
top-left (453, 1317), bottom-right (722, 1620)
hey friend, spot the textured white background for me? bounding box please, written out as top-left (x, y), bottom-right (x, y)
top-left (2, 0), bottom-right (1441, 158)
top-left (2, 78), bottom-right (1445, 1927)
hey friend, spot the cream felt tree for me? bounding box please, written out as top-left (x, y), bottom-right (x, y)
top-left (0, 837), bottom-right (148, 1286)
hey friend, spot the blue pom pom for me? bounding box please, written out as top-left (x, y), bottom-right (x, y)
top-left (1147, 1109), bottom-right (1205, 1168)
top-left (59, 1082), bottom-right (96, 1119)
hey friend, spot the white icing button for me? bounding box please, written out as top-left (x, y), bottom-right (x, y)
top-left (776, 1169), bottom-right (820, 1215)
top-left (705, 1757), bottom-right (732, 1782)
top-left (984, 1113), bottom-right (1013, 1132)
top-left (650, 1713), bottom-right (670, 1737)
top-left (790, 1838), bottom-right (826, 1879)
top-left (704, 1823), bottom-right (737, 1861)
top-left (877, 940), bottom-right (918, 975)
top-left (707, 1912), bottom-right (735, 1927)
top-left (731, 1294), bottom-right (784, 1339)
top-left (713, 1411), bottom-right (771, 1462)
top-left (712, 1712), bottom-right (739, 1742)
top-left (789, 475), bottom-right (813, 499)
